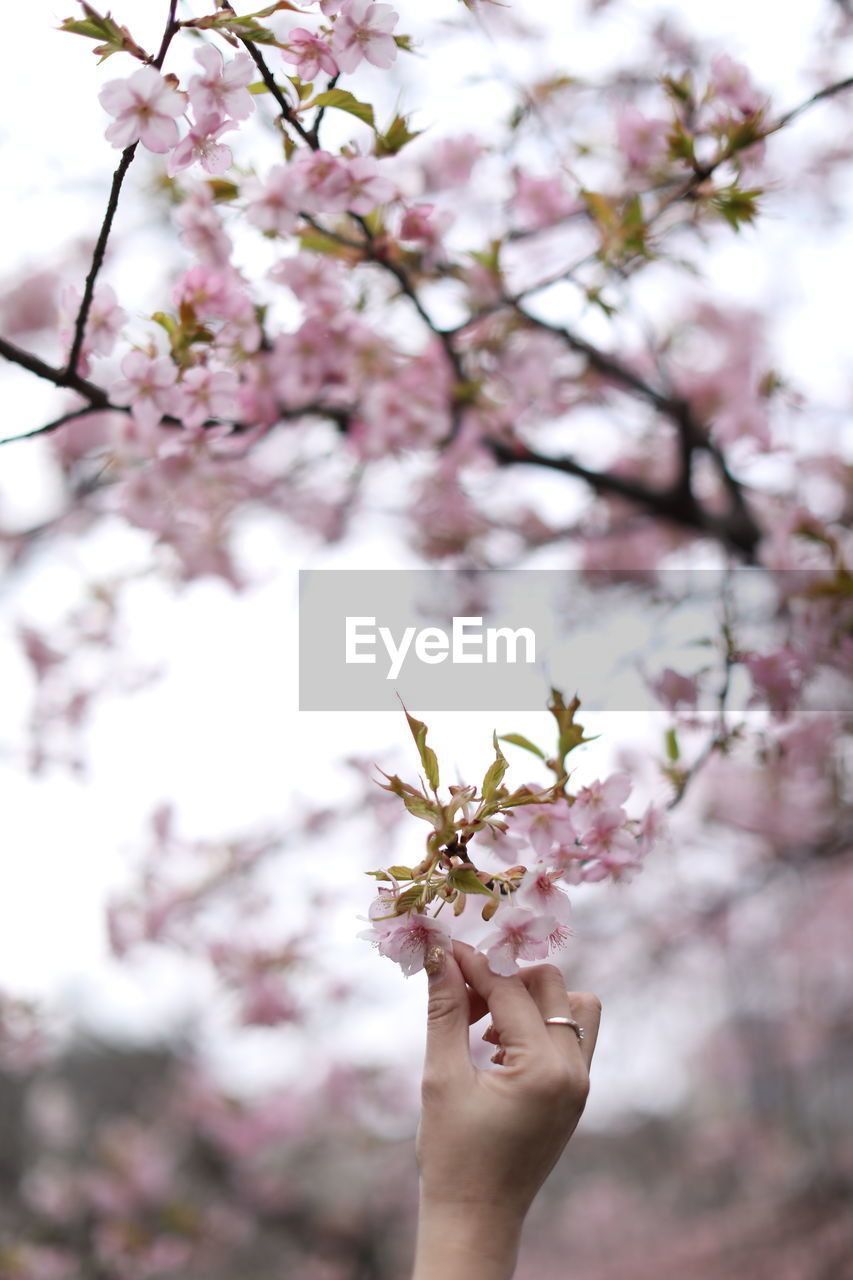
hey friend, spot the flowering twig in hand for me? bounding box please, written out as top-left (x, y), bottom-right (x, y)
top-left (361, 690), bottom-right (660, 976)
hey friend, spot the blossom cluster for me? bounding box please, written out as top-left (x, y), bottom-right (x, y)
top-left (360, 693), bottom-right (662, 977)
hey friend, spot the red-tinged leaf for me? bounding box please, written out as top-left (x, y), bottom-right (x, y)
top-left (398, 700), bottom-right (440, 792)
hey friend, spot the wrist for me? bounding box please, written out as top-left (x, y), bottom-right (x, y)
top-left (412, 1197), bottom-right (525, 1280)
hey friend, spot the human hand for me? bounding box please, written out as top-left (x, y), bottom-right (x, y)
top-left (412, 940), bottom-right (601, 1280)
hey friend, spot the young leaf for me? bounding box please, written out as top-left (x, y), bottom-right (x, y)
top-left (309, 89), bottom-right (376, 129)
top-left (399, 701), bottom-right (440, 792)
top-left (498, 732), bottom-right (546, 761)
top-left (447, 866), bottom-right (496, 897)
top-left (481, 731), bottom-right (508, 801)
top-left (375, 113), bottom-right (423, 157)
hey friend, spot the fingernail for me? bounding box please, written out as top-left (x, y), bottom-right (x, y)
top-left (424, 945), bottom-right (445, 978)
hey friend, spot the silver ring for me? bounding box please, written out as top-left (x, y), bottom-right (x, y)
top-left (544, 1016), bottom-right (584, 1042)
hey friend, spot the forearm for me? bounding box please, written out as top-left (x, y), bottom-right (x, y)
top-left (412, 1201), bottom-right (524, 1280)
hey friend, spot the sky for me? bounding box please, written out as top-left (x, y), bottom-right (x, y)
top-left (1, 0), bottom-right (851, 1121)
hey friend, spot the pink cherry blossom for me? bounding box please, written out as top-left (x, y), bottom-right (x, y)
top-left (60, 282), bottom-right (126, 375)
top-left (270, 254), bottom-right (346, 317)
top-left (175, 182), bottom-right (233, 265)
top-left (577, 811), bottom-right (642, 882)
top-left (571, 772), bottom-right (632, 829)
top-left (744, 647), bottom-right (807, 721)
top-left (188, 46), bottom-right (255, 123)
top-left (359, 905), bottom-right (452, 977)
top-left (514, 867), bottom-right (573, 949)
top-left (503, 793), bottom-right (578, 859)
top-left (617, 105), bottom-right (671, 172)
top-left (111, 350), bottom-right (178, 433)
top-left (331, 0), bottom-right (399, 74)
top-left (422, 134), bottom-right (483, 190)
top-left (479, 905), bottom-right (556, 976)
top-left (291, 149), bottom-right (351, 213)
top-left (649, 666), bottom-right (699, 712)
top-left (283, 28), bottom-right (339, 80)
top-left (167, 114), bottom-right (236, 177)
top-left (511, 169), bottom-right (579, 230)
top-left (338, 155), bottom-right (396, 215)
top-left (176, 367), bottom-right (240, 430)
top-left (244, 164), bottom-right (306, 236)
top-left (710, 54), bottom-right (764, 116)
top-left (98, 65), bottom-right (184, 154)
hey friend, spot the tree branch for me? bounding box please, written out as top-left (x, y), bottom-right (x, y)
top-left (0, 335), bottom-right (110, 406)
top-left (65, 0), bottom-right (181, 379)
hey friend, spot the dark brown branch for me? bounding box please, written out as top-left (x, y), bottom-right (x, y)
top-left (514, 310), bottom-right (763, 557)
top-left (486, 437), bottom-right (760, 557)
top-left (1, 404), bottom-right (117, 446)
top-left (65, 1), bottom-right (181, 379)
top-left (0, 335), bottom-right (110, 406)
top-left (238, 37), bottom-right (315, 146)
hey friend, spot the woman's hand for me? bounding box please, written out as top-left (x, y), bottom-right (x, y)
top-left (412, 940), bottom-right (601, 1280)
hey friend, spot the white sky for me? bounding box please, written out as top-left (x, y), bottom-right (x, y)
top-left (1, 0), bottom-right (851, 1121)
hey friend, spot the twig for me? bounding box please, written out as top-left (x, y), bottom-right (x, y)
top-left (64, 0), bottom-right (181, 378)
top-left (0, 335), bottom-right (110, 406)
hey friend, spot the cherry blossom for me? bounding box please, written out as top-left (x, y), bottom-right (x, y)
top-left (617, 105), bottom-right (671, 172)
top-left (511, 169), bottom-right (579, 230)
top-left (282, 28), bottom-right (339, 80)
top-left (59, 282), bottom-right (126, 374)
top-left (710, 54), bottom-right (765, 116)
top-left (244, 164), bottom-right (306, 236)
top-left (331, 0), bottom-right (399, 73)
top-left (338, 155), bottom-right (397, 215)
top-left (479, 905), bottom-right (556, 977)
top-left (176, 366), bottom-right (240, 430)
top-left (649, 666), bottom-right (700, 712)
top-left (187, 45), bottom-right (255, 123)
top-left (359, 904), bottom-right (452, 977)
top-left (110, 350), bottom-right (178, 433)
top-left (167, 113), bottom-right (236, 177)
top-left (744, 647), bottom-right (807, 721)
top-left (98, 65), bottom-right (184, 153)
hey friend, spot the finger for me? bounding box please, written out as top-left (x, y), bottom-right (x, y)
top-left (480, 967), bottom-right (574, 1046)
top-left (566, 991), bottom-right (602, 1072)
top-left (423, 943), bottom-right (475, 1080)
top-left (466, 985), bottom-right (490, 1027)
top-left (453, 941), bottom-right (551, 1057)
top-left (518, 964), bottom-right (586, 1066)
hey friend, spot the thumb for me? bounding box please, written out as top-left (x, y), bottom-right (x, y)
top-left (423, 942), bottom-right (472, 1078)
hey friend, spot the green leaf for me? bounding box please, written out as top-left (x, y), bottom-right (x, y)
top-left (374, 112), bottom-right (423, 157)
top-left (309, 88), bottom-right (375, 129)
top-left (394, 885), bottom-right (424, 914)
top-left (498, 733), bottom-right (546, 761)
top-left (387, 865), bottom-right (414, 880)
top-left (665, 728), bottom-right (680, 763)
top-left (399, 701), bottom-right (440, 792)
top-left (59, 4), bottom-right (148, 63)
top-left (206, 179), bottom-right (240, 202)
top-left (481, 731), bottom-right (508, 801)
top-left (447, 866), bottom-right (495, 898)
top-left (248, 81), bottom-right (270, 95)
